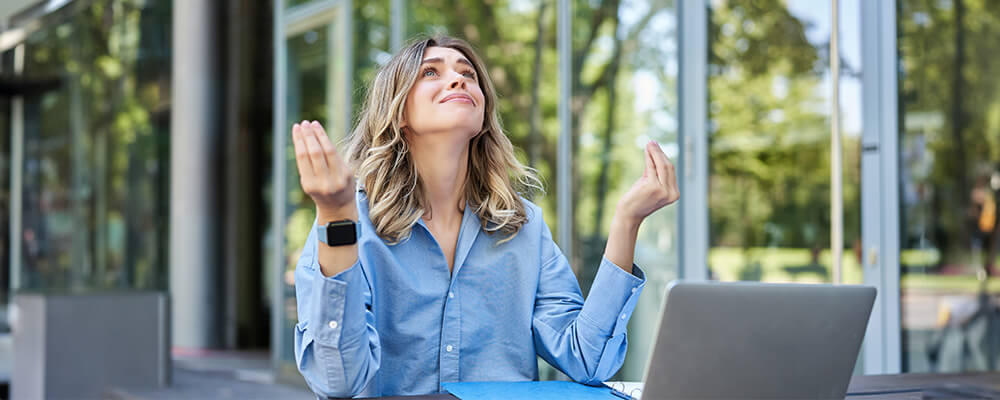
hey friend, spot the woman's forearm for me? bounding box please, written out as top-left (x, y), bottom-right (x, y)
top-left (603, 211), bottom-right (641, 274)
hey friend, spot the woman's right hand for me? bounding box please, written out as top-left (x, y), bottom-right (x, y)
top-left (292, 120), bottom-right (358, 220)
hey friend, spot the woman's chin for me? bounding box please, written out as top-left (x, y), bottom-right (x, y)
top-left (422, 121), bottom-right (483, 138)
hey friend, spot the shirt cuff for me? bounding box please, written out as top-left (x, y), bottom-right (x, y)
top-left (309, 258), bottom-right (367, 345)
top-left (579, 257), bottom-right (646, 338)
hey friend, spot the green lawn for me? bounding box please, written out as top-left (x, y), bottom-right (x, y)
top-left (708, 247), bottom-right (1000, 293)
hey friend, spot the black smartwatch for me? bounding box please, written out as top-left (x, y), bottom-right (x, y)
top-left (316, 220), bottom-right (359, 246)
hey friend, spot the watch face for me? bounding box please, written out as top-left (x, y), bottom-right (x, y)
top-left (326, 220), bottom-right (357, 246)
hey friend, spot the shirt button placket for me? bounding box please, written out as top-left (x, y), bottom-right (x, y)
top-left (441, 286), bottom-right (460, 383)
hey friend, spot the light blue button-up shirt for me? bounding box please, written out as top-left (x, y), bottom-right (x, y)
top-left (293, 189), bottom-right (646, 398)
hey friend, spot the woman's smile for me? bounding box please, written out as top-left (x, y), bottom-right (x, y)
top-left (440, 92), bottom-right (475, 105)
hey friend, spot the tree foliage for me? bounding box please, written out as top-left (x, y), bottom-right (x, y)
top-left (898, 0), bottom-right (1000, 269)
top-left (708, 0), bottom-right (861, 258)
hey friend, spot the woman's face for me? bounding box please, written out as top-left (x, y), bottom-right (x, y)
top-left (402, 46), bottom-right (486, 141)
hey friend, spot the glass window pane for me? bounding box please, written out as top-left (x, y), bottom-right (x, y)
top-left (279, 24), bottom-right (331, 377)
top-left (275, 1), bottom-right (390, 382)
top-left (352, 1), bottom-right (390, 110)
top-left (839, 0), bottom-right (864, 288)
top-left (898, 0), bottom-right (1000, 373)
top-left (707, 0), bottom-right (863, 286)
top-left (17, 0), bottom-right (170, 292)
top-left (286, 0), bottom-right (315, 9)
top-left (570, 0), bottom-right (678, 381)
top-left (22, 30), bottom-right (74, 289)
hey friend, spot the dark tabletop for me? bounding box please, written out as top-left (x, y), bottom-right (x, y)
top-left (342, 372), bottom-right (1000, 399)
top-left (845, 372), bottom-right (1000, 399)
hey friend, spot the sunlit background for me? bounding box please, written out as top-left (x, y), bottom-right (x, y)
top-left (0, 0), bottom-right (998, 395)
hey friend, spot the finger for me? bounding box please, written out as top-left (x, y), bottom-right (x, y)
top-left (653, 144), bottom-right (676, 183)
top-left (311, 121), bottom-right (347, 171)
top-left (649, 142), bottom-right (670, 188)
top-left (292, 123), bottom-right (314, 180)
top-left (644, 142), bottom-right (657, 179)
top-left (302, 121), bottom-right (330, 178)
top-left (652, 142), bottom-right (680, 202)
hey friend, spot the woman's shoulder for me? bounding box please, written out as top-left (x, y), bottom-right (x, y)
top-left (516, 195), bottom-right (550, 235)
top-left (518, 195), bottom-right (543, 218)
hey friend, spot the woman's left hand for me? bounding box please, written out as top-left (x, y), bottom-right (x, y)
top-left (615, 140), bottom-right (680, 226)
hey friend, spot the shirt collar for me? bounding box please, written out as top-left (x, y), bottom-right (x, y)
top-left (414, 202), bottom-right (481, 276)
top-left (452, 202), bottom-right (481, 275)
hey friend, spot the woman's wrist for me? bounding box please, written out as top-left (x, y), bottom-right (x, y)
top-left (612, 204), bottom-right (643, 232)
top-left (604, 213), bottom-right (641, 273)
top-left (317, 204), bottom-right (358, 223)
top-left (609, 215), bottom-right (641, 243)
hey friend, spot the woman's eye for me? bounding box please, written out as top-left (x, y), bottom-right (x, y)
top-left (462, 71), bottom-right (476, 78)
top-left (422, 69), bottom-right (437, 77)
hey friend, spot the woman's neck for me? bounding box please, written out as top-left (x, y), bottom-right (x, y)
top-left (409, 133), bottom-right (470, 226)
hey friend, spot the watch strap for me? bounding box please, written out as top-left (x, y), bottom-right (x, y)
top-left (317, 222), bottom-right (329, 245)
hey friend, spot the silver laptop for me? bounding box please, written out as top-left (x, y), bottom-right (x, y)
top-left (639, 281), bottom-right (876, 399)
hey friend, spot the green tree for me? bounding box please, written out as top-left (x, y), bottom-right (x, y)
top-left (706, 0), bottom-right (862, 280)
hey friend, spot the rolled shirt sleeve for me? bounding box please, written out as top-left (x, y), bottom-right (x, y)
top-left (293, 220), bottom-right (381, 398)
top-left (531, 217), bottom-right (646, 385)
top-left (579, 257), bottom-right (646, 339)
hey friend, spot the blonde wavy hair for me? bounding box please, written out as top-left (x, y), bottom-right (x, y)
top-left (345, 36), bottom-right (542, 245)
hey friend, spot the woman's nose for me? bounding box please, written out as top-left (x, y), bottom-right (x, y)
top-left (448, 72), bottom-right (466, 89)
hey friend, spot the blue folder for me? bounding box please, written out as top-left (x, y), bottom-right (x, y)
top-left (441, 381), bottom-right (630, 400)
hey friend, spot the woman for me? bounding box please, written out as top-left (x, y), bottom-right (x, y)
top-left (292, 36), bottom-right (678, 398)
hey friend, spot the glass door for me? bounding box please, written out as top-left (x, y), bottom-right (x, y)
top-left (897, 0), bottom-right (1000, 373)
top-left (701, 0), bottom-right (879, 375)
top-left (272, 0), bottom-right (353, 384)
top-left (705, 0), bottom-right (864, 287)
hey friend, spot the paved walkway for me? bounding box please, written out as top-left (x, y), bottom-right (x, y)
top-left (107, 369), bottom-right (316, 400)
top-left (107, 351), bottom-right (316, 400)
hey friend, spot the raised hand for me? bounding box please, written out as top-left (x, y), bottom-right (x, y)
top-left (602, 141), bottom-right (679, 273)
top-left (291, 120), bottom-right (357, 219)
top-left (615, 140), bottom-right (680, 226)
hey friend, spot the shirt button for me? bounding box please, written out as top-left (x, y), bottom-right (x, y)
top-left (445, 345), bottom-right (454, 352)
top-left (448, 292), bottom-right (455, 299)
top-left (620, 314), bottom-right (627, 320)
top-left (631, 287), bottom-right (637, 293)
top-left (328, 320), bottom-right (338, 329)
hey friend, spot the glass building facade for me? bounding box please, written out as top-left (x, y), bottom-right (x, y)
top-left (1, 0), bottom-right (171, 295)
top-left (1, 0), bottom-right (999, 390)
